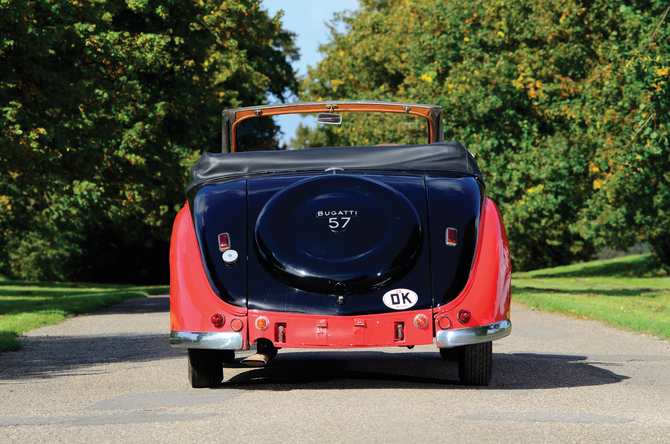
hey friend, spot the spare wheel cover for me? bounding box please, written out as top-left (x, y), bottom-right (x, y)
top-left (255, 175), bottom-right (422, 295)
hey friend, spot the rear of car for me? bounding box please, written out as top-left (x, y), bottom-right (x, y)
top-left (169, 102), bottom-right (511, 387)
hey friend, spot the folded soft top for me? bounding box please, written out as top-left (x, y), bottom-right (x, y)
top-left (186, 142), bottom-right (482, 195)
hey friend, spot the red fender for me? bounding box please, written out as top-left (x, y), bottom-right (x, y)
top-left (169, 203), bottom-right (247, 337)
top-left (434, 198), bottom-right (511, 328)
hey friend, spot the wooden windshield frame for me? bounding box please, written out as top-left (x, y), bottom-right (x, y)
top-left (222, 101), bottom-right (443, 153)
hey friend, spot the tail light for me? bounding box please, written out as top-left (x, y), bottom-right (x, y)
top-left (211, 313), bottom-right (224, 328)
top-left (446, 227), bottom-right (457, 246)
top-left (218, 233), bottom-right (231, 251)
top-left (458, 310), bottom-right (471, 324)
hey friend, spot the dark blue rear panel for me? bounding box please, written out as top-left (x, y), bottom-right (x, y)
top-left (426, 176), bottom-right (483, 306)
top-left (190, 181), bottom-right (248, 308)
top-left (190, 172), bottom-right (482, 316)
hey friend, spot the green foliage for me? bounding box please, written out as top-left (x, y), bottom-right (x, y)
top-left (0, 0), bottom-right (298, 282)
top-left (289, 113), bottom-right (428, 149)
top-left (513, 255), bottom-right (670, 339)
top-left (289, 122), bottom-right (339, 149)
top-left (0, 281), bottom-right (169, 351)
top-left (5, 226), bottom-right (83, 282)
top-left (303, 0), bottom-right (670, 270)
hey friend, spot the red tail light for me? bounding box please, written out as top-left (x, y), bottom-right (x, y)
top-left (218, 233), bottom-right (230, 251)
top-left (211, 313), bottom-right (224, 328)
top-left (458, 310), bottom-right (471, 324)
top-left (446, 228), bottom-right (458, 246)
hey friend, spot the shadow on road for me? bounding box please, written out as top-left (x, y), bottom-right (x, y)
top-left (221, 349), bottom-right (629, 390)
top-left (1, 296), bottom-right (629, 390)
top-left (0, 296), bottom-right (180, 381)
top-left (2, 332), bottom-right (628, 390)
top-left (0, 333), bottom-right (185, 381)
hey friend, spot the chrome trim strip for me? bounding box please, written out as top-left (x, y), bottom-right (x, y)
top-left (436, 319), bottom-right (512, 349)
top-left (169, 331), bottom-right (244, 350)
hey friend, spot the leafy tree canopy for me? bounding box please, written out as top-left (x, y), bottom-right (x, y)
top-left (303, 0), bottom-right (670, 270)
top-left (288, 112), bottom-right (429, 149)
top-left (0, 0), bottom-right (298, 282)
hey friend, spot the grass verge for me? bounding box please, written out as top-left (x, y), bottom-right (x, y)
top-left (513, 254), bottom-right (670, 339)
top-left (0, 279), bottom-right (169, 352)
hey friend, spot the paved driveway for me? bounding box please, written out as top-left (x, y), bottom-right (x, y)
top-left (1, 295), bottom-right (669, 443)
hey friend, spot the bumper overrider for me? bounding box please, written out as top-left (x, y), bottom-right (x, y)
top-left (170, 331), bottom-right (244, 350)
top-left (436, 319), bottom-right (511, 349)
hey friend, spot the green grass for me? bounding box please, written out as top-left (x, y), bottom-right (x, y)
top-left (0, 280), bottom-right (169, 352)
top-left (513, 254), bottom-right (670, 339)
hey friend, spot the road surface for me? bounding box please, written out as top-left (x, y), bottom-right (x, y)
top-left (1, 295), bottom-right (669, 443)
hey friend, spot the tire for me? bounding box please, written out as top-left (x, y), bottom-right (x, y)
top-left (188, 349), bottom-right (224, 388)
top-left (457, 342), bottom-right (492, 386)
top-left (439, 348), bottom-right (458, 361)
top-left (221, 350), bottom-right (235, 364)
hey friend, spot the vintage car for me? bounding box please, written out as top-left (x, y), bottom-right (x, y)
top-left (169, 101), bottom-right (511, 387)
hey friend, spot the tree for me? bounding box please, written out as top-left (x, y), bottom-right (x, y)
top-left (302, 0), bottom-right (670, 270)
top-left (0, 0), bottom-right (298, 282)
top-left (288, 113), bottom-right (429, 149)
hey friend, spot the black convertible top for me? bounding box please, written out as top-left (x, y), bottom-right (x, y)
top-left (186, 142), bottom-right (482, 195)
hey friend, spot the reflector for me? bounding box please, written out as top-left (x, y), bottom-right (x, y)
top-left (218, 233), bottom-right (231, 251)
top-left (414, 314), bottom-right (428, 329)
top-left (446, 227), bottom-right (458, 246)
top-left (256, 316), bottom-right (269, 330)
top-left (437, 316), bottom-right (451, 330)
top-left (230, 318), bottom-right (244, 332)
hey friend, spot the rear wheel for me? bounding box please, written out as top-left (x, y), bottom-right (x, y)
top-left (188, 349), bottom-right (224, 388)
top-left (439, 347), bottom-right (458, 361)
top-left (457, 342), bottom-right (492, 386)
top-left (221, 350), bottom-right (235, 364)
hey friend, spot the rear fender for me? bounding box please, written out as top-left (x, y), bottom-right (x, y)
top-left (170, 203), bottom-right (248, 348)
top-left (433, 198), bottom-right (511, 335)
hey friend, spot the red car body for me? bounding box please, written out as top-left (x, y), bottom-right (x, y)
top-left (170, 101), bottom-right (511, 387)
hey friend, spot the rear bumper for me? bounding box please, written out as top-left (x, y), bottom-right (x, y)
top-left (170, 319), bottom-right (511, 350)
top-left (170, 330), bottom-right (244, 350)
top-left (436, 319), bottom-right (512, 349)
top-left (247, 309), bottom-right (435, 349)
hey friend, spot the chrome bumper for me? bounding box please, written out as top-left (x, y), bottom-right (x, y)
top-left (170, 330), bottom-right (244, 350)
top-left (436, 319), bottom-right (512, 349)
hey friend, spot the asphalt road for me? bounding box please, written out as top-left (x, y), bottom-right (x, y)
top-left (1, 295), bottom-right (669, 443)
